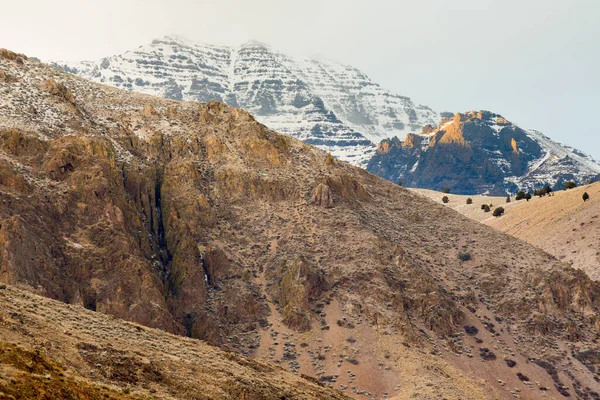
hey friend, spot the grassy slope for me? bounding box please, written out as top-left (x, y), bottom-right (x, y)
top-left (413, 182), bottom-right (600, 279)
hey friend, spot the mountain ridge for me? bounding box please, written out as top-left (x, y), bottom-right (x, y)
top-left (51, 36), bottom-right (600, 194)
top-left (368, 110), bottom-right (600, 194)
top-left (4, 48), bottom-right (600, 398)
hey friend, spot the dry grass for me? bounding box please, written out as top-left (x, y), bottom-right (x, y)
top-left (0, 284), bottom-right (348, 399)
top-left (416, 182), bottom-right (600, 279)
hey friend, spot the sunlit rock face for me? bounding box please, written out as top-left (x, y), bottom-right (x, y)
top-left (368, 111), bottom-right (600, 195)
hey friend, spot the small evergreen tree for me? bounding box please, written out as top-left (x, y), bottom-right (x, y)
top-left (583, 192), bottom-right (590, 202)
top-left (442, 196), bottom-right (449, 204)
top-left (515, 190), bottom-right (526, 200)
top-left (493, 206), bottom-right (505, 217)
top-left (482, 204), bottom-right (490, 212)
top-left (565, 181), bottom-right (577, 190)
top-left (525, 192), bottom-right (532, 201)
top-left (466, 197), bottom-right (473, 205)
top-left (506, 195), bottom-right (511, 203)
top-left (397, 180), bottom-right (403, 186)
top-left (443, 187), bottom-right (450, 194)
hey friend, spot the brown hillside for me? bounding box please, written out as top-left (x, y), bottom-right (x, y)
top-left (0, 283), bottom-right (349, 399)
top-left (415, 183), bottom-right (600, 280)
top-left (2, 49), bottom-right (600, 398)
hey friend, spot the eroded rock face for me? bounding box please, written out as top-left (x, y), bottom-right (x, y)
top-left (311, 183), bottom-right (334, 208)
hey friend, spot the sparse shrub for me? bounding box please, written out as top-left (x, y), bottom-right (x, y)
top-left (534, 184), bottom-right (552, 197)
top-left (482, 204), bottom-right (490, 212)
top-left (505, 359), bottom-right (517, 368)
top-left (515, 190), bottom-right (526, 200)
top-left (583, 192), bottom-right (590, 202)
top-left (492, 207), bottom-right (504, 217)
top-left (506, 195), bottom-right (511, 203)
top-left (516, 372), bottom-right (530, 382)
top-left (565, 181), bottom-right (577, 189)
top-left (442, 196), bottom-right (449, 204)
top-left (466, 198), bottom-right (473, 204)
top-left (397, 180), bottom-right (403, 186)
top-left (464, 325), bottom-right (478, 335)
top-left (443, 187), bottom-right (450, 193)
top-left (479, 348), bottom-right (496, 361)
top-left (458, 251), bottom-right (471, 261)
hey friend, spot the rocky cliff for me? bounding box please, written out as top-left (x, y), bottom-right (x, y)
top-left (3, 49), bottom-right (600, 398)
top-left (368, 111), bottom-right (600, 195)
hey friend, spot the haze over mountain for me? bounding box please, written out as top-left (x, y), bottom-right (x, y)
top-left (3, 49), bottom-right (600, 398)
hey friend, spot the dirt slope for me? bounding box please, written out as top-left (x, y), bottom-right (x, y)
top-left (415, 183), bottom-right (600, 279)
top-left (2, 49), bottom-right (600, 399)
top-left (0, 283), bottom-right (348, 399)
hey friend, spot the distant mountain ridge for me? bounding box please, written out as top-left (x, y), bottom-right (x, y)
top-left (52, 36), bottom-right (439, 166)
top-left (367, 111), bottom-right (600, 194)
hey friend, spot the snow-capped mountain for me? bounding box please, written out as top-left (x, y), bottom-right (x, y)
top-left (52, 36), bottom-right (438, 166)
top-left (367, 111), bottom-right (600, 194)
top-left (52, 36), bottom-right (600, 193)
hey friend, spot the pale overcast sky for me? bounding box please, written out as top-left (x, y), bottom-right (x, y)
top-left (2, 0), bottom-right (599, 158)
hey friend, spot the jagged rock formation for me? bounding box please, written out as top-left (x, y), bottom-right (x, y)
top-left (368, 111), bottom-right (600, 194)
top-left (3, 50), bottom-right (600, 398)
top-left (51, 36), bottom-right (439, 166)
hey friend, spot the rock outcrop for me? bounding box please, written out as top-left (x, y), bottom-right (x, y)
top-left (368, 111), bottom-right (600, 194)
top-left (311, 183), bottom-right (334, 208)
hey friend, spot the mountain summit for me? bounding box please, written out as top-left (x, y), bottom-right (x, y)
top-left (52, 36), bottom-right (439, 166)
top-left (368, 111), bottom-right (600, 194)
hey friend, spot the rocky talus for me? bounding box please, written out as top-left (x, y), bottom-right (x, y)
top-left (2, 49), bottom-right (600, 399)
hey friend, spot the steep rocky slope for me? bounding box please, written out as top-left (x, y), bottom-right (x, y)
top-left (416, 182), bottom-right (600, 280)
top-left (368, 111), bottom-right (600, 195)
top-left (0, 283), bottom-right (348, 399)
top-left (51, 36), bottom-right (439, 166)
top-left (3, 49), bottom-right (600, 399)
